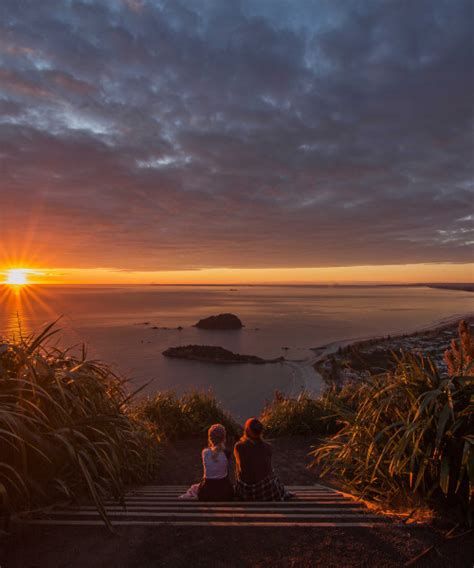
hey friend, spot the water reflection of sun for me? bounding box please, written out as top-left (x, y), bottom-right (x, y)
top-left (0, 277), bottom-right (56, 339)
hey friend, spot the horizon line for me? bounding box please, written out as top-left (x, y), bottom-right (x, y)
top-left (3, 281), bottom-right (473, 288)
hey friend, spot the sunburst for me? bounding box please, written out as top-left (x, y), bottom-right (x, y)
top-left (5, 269), bottom-right (30, 286)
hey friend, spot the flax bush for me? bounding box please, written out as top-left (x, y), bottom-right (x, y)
top-left (0, 322), bottom-right (161, 528)
top-left (311, 320), bottom-right (474, 518)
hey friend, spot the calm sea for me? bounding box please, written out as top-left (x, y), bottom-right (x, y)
top-left (1, 285), bottom-right (472, 419)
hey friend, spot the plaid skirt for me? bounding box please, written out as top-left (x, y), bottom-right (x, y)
top-left (234, 474), bottom-right (288, 501)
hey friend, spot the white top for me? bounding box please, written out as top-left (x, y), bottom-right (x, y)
top-left (202, 448), bottom-right (229, 480)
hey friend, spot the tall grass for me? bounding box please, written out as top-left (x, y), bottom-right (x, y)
top-left (0, 322), bottom-right (160, 528)
top-left (135, 391), bottom-right (241, 440)
top-left (311, 320), bottom-right (474, 518)
top-left (260, 391), bottom-right (339, 436)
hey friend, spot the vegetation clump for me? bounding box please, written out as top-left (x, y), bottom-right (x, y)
top-left (135, 390), bottom-right (241, 440)
top-left (0, 322), bottom-right (160, 527)
top-left (163, 344), bottom-right (284, 364)
top-left (260, 391), bottom-right (339, 436)
top-left (311, 320), bottom-right (474, 519)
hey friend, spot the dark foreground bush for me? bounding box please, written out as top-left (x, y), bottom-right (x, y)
top-left (260, 391), bottom-right (339, 436)
top-left (135, 391), bottom-right (241, 440)
top-left (0, 322), bottom-right (160, 528)
top-left (311, 320), bottom-right (474, 520)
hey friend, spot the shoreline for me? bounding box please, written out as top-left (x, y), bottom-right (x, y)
top-left (283, 312), bottom-right (474, 395)
top-left (312, 311), bottom-right (474, 353)
top-left (314, 314), bottom-right (474, 389)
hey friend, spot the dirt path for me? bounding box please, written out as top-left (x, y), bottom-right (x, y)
top-left (4, 522), bottom-right (473, 567)
top-left (153, 435), bottom-right (317, 486)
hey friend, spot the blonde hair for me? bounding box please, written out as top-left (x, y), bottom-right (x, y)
top-left (208, 423), bottom-right (226, 461)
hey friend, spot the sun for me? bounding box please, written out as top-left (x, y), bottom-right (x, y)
top-left (5, 269), bottom-right (29, 286)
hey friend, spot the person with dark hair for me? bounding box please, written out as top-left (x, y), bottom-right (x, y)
top-left (234, 418), bottom-right (292, 501)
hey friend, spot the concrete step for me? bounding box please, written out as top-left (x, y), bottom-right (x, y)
top-left (21, 520), bottom-right (387, 528)
top-left (20, 484), bottom-right (392, 528)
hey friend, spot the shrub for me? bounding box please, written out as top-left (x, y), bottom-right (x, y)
top-left (444, 319), bottom-right (474, 377)
top-left (136, 390), bottom-right (241, 440)
top-left (310, 320), bottom-right (474, 519)
top-left (260, 390), bottom-right (339, 437)
top-left (0, 322), bottom-right (161, 528)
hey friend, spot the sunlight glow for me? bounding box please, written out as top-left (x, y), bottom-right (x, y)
top-left (0, 263), bottom-right (472, 285)
top-left (5, 269), bottom-right (29, 286)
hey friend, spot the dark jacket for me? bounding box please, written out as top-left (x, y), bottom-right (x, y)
top-left (234, 438), bottom-right (272, 484)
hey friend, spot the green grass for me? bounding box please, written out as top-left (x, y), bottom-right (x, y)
top-left (135, 390), bottom-right (241, 440)
top-left (310, 320), bottom-right (474, 520)
top-left (260, 390), bottom-right (339, 436)
top-left (0, 321), bottom-right (160, 529)
top-left (0, 321), bottom-right (243, 526)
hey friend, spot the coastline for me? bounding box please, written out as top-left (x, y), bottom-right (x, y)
top-left (284, 312), bottom-right (474, 395)
top-left (145, 283), bottom-right (474, 291)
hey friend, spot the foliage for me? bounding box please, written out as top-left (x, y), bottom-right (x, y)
top-left (444, 319), bottom-right (474, 377)
top-left (0, 322), bottom-right (161, 528)
top-left (135, 390), bottom-right (241, 440)
top-left (260, 390), bottom-right (339, 436)
top-left (311, 320), bottom-right (474, 519)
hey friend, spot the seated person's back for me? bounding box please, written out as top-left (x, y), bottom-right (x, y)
top-left (233, 417), bottom-right (291, 501)
top-left (234, 436), bottom-right (272, 484)
top-left (202, 446), bottom-right (230, 479)
top-left (179, 424), bottom-right (234, 501)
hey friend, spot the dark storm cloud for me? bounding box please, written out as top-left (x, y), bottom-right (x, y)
top-left (0, 0), bottom-right (473, 270)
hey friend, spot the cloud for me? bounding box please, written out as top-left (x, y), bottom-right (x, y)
top-left (0, 0), bottom-right (473, 271)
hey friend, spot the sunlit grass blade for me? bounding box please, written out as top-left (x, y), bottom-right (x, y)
top-left (0, 321), bottom-right (161, 528)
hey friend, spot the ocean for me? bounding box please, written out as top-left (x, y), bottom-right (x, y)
top-left (1, 284), bottom-right (472, 419)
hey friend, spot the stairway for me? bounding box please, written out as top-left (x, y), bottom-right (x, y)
top-left (21, 484), bottom-right (392, 528)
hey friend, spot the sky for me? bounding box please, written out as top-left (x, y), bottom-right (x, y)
top-left (0, 0), bottom-right (473, 284)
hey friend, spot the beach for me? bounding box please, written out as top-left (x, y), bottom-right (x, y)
top-left (314, 314), bottom-right (474, 389)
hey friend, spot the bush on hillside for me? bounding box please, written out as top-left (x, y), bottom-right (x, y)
top-left (260, 390), bottom-right (340, 436)
top-left (135, 391), bottom-right (241, 440)
top-left (311, 320), bottom-right (474, 519)
top-left (0, 322), bottom-right (160, 528)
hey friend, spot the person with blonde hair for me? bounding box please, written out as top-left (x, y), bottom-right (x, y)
top-left (179, 423), bottom-right (234, 501)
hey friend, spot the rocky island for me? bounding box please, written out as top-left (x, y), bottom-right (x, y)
top-left (194, 313), bottom-right (243, 330)
top-left (163, 344), bottom-right (284, 364)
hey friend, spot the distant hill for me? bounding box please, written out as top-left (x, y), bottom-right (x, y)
top-left (426, 283), bottom-right (474, 292)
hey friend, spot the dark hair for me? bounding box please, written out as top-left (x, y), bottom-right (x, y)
top-left (244, 417), bottom-right (263, 439)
